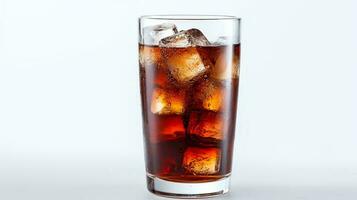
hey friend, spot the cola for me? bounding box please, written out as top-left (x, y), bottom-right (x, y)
top-left (139, 28), bottom-right (240, 183)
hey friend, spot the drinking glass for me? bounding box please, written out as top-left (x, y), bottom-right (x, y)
top-left (139, 15), bottom-right (241, 198)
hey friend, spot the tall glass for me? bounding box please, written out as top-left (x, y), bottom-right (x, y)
top-left (139, 15), bottom-right (241, 198)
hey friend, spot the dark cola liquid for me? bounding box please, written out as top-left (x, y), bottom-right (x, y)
top-left (139, 44), bottom-right (240, 182)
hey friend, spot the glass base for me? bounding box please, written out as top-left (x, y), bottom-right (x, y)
top-left (146, 173), bottom-right (230, 199)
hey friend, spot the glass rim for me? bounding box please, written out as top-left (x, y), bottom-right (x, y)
top-left (139, 15), bottom-right (241, 21)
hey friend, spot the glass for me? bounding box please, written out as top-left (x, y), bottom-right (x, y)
top-left (138, 15), bottom-right (241, 198)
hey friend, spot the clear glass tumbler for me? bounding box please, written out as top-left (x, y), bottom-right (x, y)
top-left (139, 15), bottom-right (241, 198)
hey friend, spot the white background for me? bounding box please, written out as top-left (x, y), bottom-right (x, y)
top-left (0, 0), bottom-right (356, 199)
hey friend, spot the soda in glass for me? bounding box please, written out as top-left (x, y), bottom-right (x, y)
top-left (139, 15), bottom-right (241, 198)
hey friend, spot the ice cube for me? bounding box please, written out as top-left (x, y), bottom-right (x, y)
top-left (163, 47), bottom-right (212, 83)
top-left (148, 114), bottom-right (185, 142)
top-left (151, 87), bottom-right (185, 115)
top-left (159, 29), bottom-right (210, 47)
top-left (193, 80), bottom-right (224, 111)
top-left (159, 29), bottom-right (212, 83)
top-left (139, 45), bottom-right (162, 66)
top-left (212, 53), bottom-right (240, 80)
top-left (188, 111), bottom-right (224, 141)
top-left (182, 147), bottom-right (220, 175)
top-left (213, 36), bottom-right (233, 45)
top-left (142, 23), bottom-right (178, 45)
